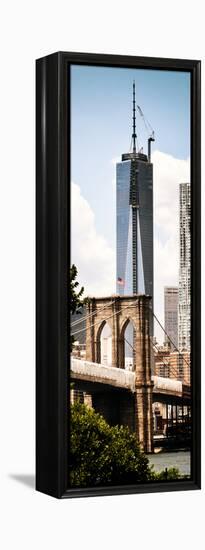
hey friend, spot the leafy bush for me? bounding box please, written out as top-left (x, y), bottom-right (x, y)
top-left (69, 401), bottom-right (152, 487)
top-left (151, 467), bottom-right (180, 481)
top-left (70, 264), bottom-right (86, 351)
top-left (69, 401), bottom-right (182, 487)
top-left (70, 264), bottom-right (85, 315)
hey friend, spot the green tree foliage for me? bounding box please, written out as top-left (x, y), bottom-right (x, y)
top-left (70, 264), bottom-right (85, 315)
top-left (69, 401), bottom-right (153, 487)
top-left (69, 402), bottom-right (182, 487)
top-left (70, 264), bottom-right (87, 351)
top-left (152, 467), bottom-right (181, 481)
top-left (69, 267), bottom-right (182, 487)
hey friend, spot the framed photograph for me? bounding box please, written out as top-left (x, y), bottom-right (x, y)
top-left (36, 51), bottom-right (201, 499)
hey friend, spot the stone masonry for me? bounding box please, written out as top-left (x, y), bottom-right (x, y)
top-left (85, 295), bottom-right (154, 453)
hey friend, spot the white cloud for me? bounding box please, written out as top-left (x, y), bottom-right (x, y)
top-left (111, 156), bottom-right (120, 166)
top-left (111, 156), bottom-right (120, 188)
top-left (71, 151), bottom-right (190, 343)
top-left (153, 150), bottom-right (190, 240)
top-left (71, 182), bottom-right (115, 297)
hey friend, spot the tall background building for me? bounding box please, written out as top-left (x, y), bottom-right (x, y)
top-left (164, 286), bottom-right (178, 350)
top-left (116, 83), bottom-right (154, 314)
top-left (178, 182), bottom-right (191, 351)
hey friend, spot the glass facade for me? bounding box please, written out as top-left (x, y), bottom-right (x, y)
top-left (116, 161), bottom-right (132, 295)
top-left (116, 154), bottom-right (153, 304)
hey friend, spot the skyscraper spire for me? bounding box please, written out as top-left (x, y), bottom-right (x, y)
top-left (132, 81), bottom-right (137, 154)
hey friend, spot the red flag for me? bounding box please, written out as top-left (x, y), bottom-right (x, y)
top-left (117, 277), bottom-right (125, 286)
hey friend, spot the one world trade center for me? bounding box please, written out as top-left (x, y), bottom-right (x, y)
top-left (116, 82), bottom-right (154, 331)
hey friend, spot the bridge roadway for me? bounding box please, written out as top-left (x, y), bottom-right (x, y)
top-left (71, 357), bottom-right (191, 404)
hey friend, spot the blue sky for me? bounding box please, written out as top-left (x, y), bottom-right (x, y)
top-left (71, 65), bottom-right (190, 248)
top-left (71, 65), bottom-right (190, 337)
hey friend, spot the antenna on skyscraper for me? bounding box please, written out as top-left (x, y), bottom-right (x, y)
top-left (132, 81), bottom-right (137, 154)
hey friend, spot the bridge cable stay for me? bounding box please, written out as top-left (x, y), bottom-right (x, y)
top-left (123, 331), bottom-right (179, 379)
top-left (72, 320), bottom-right (140, 353)
top-left (152, 343), bottom-right (180, 380)
top-left (153, 342), bottom-right (190, 379)
top-left (71, 299), bottom-right (165, 338)
top-left (122, 319), bottom-right (185, 380)
top-left (71, 301), bottom-right (141, 337)
top-left (86, 306), bottom-right (182, 379)
top-left (80, 323), bottom-right (180, 380)
top-left (124, 334), bottom-right (180, 380)
top-left (149, 307), bottom-right (190, 369)
top-left (152, 342), bottom-right (186, 380)
top-left (152, 342), bottom-right (184, 380)
top-left (71, 298), bottom-right (190, 374)
top-left (71, 300), bottom-right (140, 337)
top-left (71, 301), bottom-right (138, 337)
top-left (71, 299), bottom-right (116, 327)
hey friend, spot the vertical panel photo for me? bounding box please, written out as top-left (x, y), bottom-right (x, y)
top-left (69, 64), bottom-right (191, 489)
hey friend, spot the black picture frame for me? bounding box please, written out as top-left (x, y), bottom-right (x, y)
top-left (36, 51), bottom-right (201, 499)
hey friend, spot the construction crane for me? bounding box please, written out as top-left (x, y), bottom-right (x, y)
top-left (137, 105), bottom-right (155, 162)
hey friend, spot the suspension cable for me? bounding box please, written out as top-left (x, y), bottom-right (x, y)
top-left (71, 298), bottom-right (190, 373)
top-left (70, 299), bottom-right (116, 327)
top-left (152, 342), bottom-right (185, 380)
top-left (150, 308), bottom-right (190, 369)
top-left (71, 300), bottom-right (139, 337)
top-left (124, 335), bottom-right (183, 380)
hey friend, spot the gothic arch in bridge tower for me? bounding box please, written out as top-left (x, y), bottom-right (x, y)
top-left (85, 295), bottom-right (153, 452)
top-left (119, 317), bottom-right (136, 370)
top-left (85, 295), bottom-right (152, 374)
top-left (96, 320), bottom-right (112, 366)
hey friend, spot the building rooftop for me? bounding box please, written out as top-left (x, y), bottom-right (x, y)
top-left (121, 152), bottom-right (148, 162)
